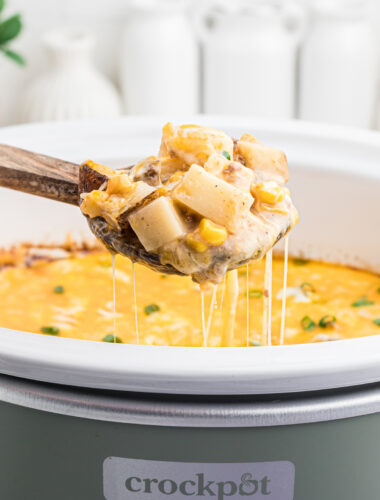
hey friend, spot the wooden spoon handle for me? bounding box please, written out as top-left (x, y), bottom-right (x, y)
top-left (0, 144), bottom-right (80, 205)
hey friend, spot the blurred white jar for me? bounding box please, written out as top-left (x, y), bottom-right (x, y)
top-left (120, 0), bottom-right (199, 115)
top-left (19, 28), bottom-right (121, 122)
top-left (199, 0), bottom-right (303, 117)
top-left (299, 0), bottom-right (378, 128)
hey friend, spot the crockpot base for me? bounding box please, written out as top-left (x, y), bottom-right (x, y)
top-left (1, 374), bottom-right (380, 499)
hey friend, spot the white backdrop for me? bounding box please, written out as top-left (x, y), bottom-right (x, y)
top-left (0, 0), bottom-right (379, 126)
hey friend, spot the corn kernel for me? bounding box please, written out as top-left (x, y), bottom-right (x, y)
top-left (185, 234), bottom-right (207, 253)
top-left (199, 218), bottom-right (227, 246)
top-left (254, 182), bottom-right (285, 204)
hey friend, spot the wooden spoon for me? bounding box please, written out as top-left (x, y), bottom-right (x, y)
top-left (0, 144), bottom-right (293, 281)
top-left (0, 144), bottom-right (184, 275)
top-left (0, 144), bottom-right (79, 205)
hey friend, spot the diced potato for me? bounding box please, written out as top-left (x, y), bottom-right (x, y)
top-left (237, 134), bottom-right (289, 184)
top-left (173, 165), bottom-right (253, 232)
top-left (79, 162), bottom-right (111, 195)
top-left (199, 219), bottom-right (227, 246)
top-left (128, 197), bottom-right (186, 252)
top-left (159, 123), bottom-right (234, 167)
top-left (204, 154), bottom-right (254, 192)
top-left (221, 162), bottom-right (254, 192)
top-left (118, 182), bottom-right (156, 214)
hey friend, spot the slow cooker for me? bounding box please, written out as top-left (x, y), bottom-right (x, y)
top-left (0, 117), bottom-right (379, 500)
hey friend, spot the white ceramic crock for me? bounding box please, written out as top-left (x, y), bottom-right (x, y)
top-left (0, 116), bottom-right (379, 397)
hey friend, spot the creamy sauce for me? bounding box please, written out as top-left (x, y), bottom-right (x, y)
top-left (1, 250), bottom-right (380, 346)
top-left (80, 124), bottom-right (298, 284)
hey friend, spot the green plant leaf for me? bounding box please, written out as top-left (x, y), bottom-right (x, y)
top-left (0, 14), bottom-right (22, 45)
top-left (2, 48), bottom-right (25, 65)
top-left (0, 0), bottom-right (5, 14)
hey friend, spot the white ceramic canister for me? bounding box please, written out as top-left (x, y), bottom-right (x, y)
top-left (299, 0), bottom-right (378, 128)
top-left (120, 0), bottom-right (199, 115)
top-left (199, 0), bottom-right (304, 118)
top-left (19, 28), bottom-right (122, 122)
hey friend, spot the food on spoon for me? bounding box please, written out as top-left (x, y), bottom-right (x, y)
top-left (79, 123), bottom-right (298, 284)
top-left (128, 197), bottom-right (186, 252)
top-left (172, 164), bottom-right (254, 232)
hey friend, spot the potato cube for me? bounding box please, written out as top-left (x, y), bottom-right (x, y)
top-left (237, 135), bottom-right (289, 184)
top-left (128, 197), bottom-right (186, 252)
top-left (119, 182), bottom-right (156, 213)
top-left (173, 165), bottom-right (253, 232)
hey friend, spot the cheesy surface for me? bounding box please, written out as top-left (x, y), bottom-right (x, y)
top-left (0, 249), bottom-right (379, 346)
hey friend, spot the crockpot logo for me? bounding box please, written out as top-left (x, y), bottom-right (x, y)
top-left (125, 472), bottom-right (271, 498)
top-left (103, 457), bottom-right (295, 500)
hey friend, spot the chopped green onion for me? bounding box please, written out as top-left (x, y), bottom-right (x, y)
top-left (250, 340), bottom-right (262, 346)
top-left (161, 274), bottom-right (168, 279)
top-left (373, 319), bottom-right (380, 327)
top-left (352, 296), bottom-right (375, 307)
top-left (377, 287), bottom-right (380, 294)
top-left (53, 285), bottom-right (64, 294)
top-left (248, 289), bottom-right (263, 299)
top-left (41, 326), bottom-right (60, 335)
top-left (300, 282), bottom-right (316, 295)
top-left (301, 316), bottom-right (316, 331)
top-left (293, 258), bottom-right (309, 266)
top-left (238, 270), bottom-right (247, 277)
top-left (102, 334), bottom-right (122, 343)
top-left (319, 315), bottom-right (337, 328)
top-left (222, 150), bottom-right (231, 160)
top-left (144, 303), bottom-right (160, 315)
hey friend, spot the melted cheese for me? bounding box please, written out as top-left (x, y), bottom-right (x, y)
top-left (0, 250), bottom-right (379, 347)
